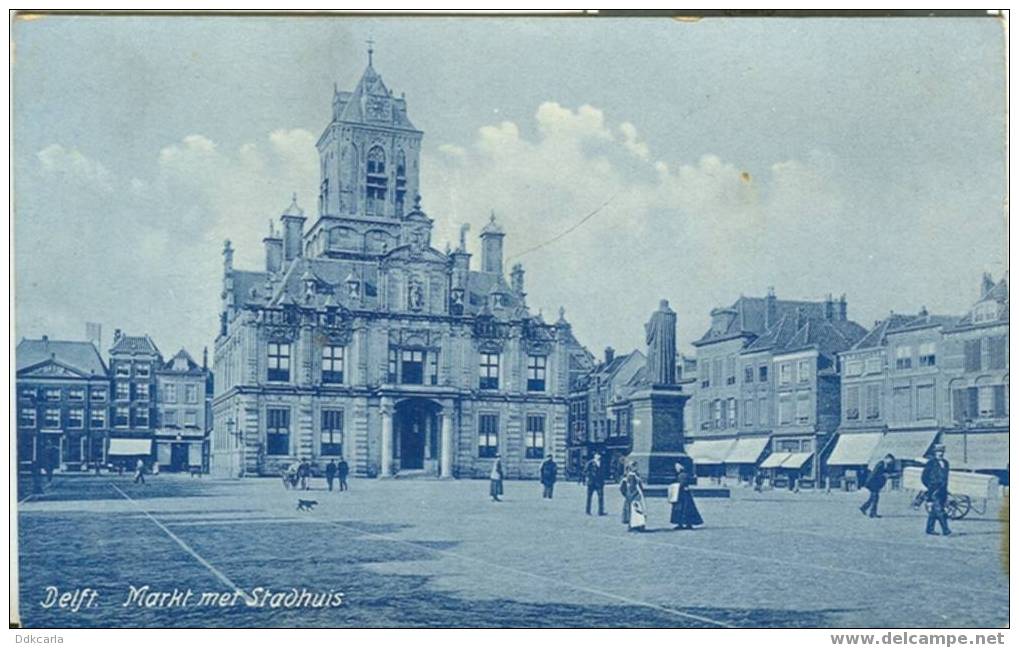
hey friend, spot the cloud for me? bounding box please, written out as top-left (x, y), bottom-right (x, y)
top-left (36, 144), bottom-right (113, 192)
top-left (17, 130), bottom-right (319, 358)
top-left (16, 107), bottom-right (853, 360)
top-left (423, 102), bottom-right (847, 353)
top-left (619, 122), bottom-right (649, 160)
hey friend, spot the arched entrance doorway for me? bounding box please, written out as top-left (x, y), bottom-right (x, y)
top-left (393, 398), bottom-right (441, 473)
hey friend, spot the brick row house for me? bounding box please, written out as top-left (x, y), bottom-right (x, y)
top-left (16, 331), bottom-right (213, 473)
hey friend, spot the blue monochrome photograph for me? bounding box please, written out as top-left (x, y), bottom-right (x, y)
top-left (10, 13), bottom-right (1010, 632)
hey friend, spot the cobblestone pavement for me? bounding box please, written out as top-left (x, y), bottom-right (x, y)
top-left (16, 474), bottom-right (1008, 628)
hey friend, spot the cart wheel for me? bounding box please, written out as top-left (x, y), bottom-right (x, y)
top-left (946, 494), bottom-right (971, 520)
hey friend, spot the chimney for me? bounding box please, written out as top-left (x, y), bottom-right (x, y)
top-left (604, 347), bottom-right (615, 364)
top-left (86, 322), bottom-right (102, 349)
top-left (113, 329), bottom-right (123, 344)
top-left (981, 272), bottom-right (995, 298)
top-left (264, 221), bottom-right (283, 274)
top-left (765, 286), bottom-right (778, 329)
top-left (281, 193), bottom-right (306, 263)
top-left (202, 346), bottom-right (208, 370)
top-left (824, 293), bottom-right (835, 321)
top-left (480, 211), bottom-right (505, 275)
top-left (837, 294), bottom-right (847, 321)
top-left (510, 263), bottom-right (525, 294)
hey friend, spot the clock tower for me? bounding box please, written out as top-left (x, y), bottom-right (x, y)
top-left (316, 46), bottom-right (423, 221)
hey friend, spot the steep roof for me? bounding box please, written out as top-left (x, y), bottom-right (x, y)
top-left (17, 338), bottom-right (107, 376)
top-left (779, 317), bottom-right (867, 357)
top-left (335, 64), bottom-right (417, 131)
top-left (159, 348), bottom-right (204, 375)
top-left (746, 310), bottom-right (865, 359)
top-left (851, 313), bottom-right (917, 351)
top-left (695, 295), bottom-right (826, 345)
top-left (888, 312), bottom-right (960, 334)
top-left (109, 334), bottom-right (161, 357)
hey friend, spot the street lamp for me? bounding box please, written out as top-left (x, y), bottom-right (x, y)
top-left (227, 417), bottom-right (244, 478)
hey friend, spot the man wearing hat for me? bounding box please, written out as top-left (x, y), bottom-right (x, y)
top-left (860, 453), bottom-right (895, 518)
top-left (921, 444), bottom-right (951, 536)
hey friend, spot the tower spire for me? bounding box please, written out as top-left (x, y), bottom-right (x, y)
top-left (366, 37), bottom-right (375, 66)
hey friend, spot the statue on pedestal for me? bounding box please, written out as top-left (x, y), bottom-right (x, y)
top-left (645, 299), bottom-right (677, 386)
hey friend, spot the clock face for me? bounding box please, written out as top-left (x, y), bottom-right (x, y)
top-left (366, 96), bottom-right (389, 122)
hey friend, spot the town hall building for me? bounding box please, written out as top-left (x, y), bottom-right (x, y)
top-left (210, 52), bottom-right (593, 479)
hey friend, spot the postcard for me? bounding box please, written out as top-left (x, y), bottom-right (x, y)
top-left (10, 12), bottom-right (1009, 632)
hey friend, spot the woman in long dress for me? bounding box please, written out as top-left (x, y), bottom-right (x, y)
top-left (621, 462), bottom-right (647, 532)
top-left (489, 454), bottom-right (504, 502)
top-left (669, 465), bottom-right (704, 530)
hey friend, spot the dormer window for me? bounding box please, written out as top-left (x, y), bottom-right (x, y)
top-left (973, 301), bottom-right (998, 323)
top-left (366, 146), bottom-right (387, 216)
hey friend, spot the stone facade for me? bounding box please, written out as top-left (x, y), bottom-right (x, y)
top-left (211, 59), bottom-right (592, 480)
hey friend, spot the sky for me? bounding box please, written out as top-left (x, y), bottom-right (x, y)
top-left (12, 15), bottom-right (1008, 361)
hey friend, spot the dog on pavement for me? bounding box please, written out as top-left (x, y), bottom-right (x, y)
top-left (296, 499), bottom-right (319, 511)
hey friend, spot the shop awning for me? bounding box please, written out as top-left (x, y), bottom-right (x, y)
top-left (108, 438), bottom-right (153, 456)
top-left (869, 429), bottom-right (938, 466)
top-left (759, 452), bottom-right (791, 469)
top-left (724, 436), bottom-right (771, 464)
top-left (827, 433), bottom-right (884, 466)
top-left (686, 438), bottom-right (736, 465)
top-left (942, 432), bottom-right (1009, 471)
top-left (782, 452), bottom-right (814, 469)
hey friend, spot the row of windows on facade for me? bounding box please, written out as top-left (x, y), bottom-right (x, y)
top-left (701, 358), bottom-right (813, 389)
top-left (699, 392), bottom-right (812, 430)
top-left (700, 335), bottom-right (1007, 389)
top-left (842, 382), bottom-right (1008, 424)
top-left (17, 405), bottom-right (198, 430)
top-left (266, 343), bottom-right (549, 391)
top-left (19, 386), bottom-right (108, 402)
top-left (258, 407), bottom-right (549, 460)
top-left (113, 362), bottom-right (156, 379)
top-left (109, 381), bottom-right (200, 403)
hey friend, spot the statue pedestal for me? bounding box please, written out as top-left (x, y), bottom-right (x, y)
top-left (626, 384), bottom-right (689, 485)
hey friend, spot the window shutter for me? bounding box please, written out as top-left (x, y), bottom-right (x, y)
top-left (952, 389), bottom-right (966, 423)
top-left (966, 387), bottom-right (979, 420)
top-left (993, 385), bottom-right (1006, 417)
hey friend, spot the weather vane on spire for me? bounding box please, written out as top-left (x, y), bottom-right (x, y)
top-left (366, 37), bottom-right (375, 66)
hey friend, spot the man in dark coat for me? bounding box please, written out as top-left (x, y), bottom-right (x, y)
top-left (584, 453), bottom-right (606, 515)
top-left (325, 459), bottom-right (337, 491)
top-left (539, 455), bottom-right (558, 499)
top-left (922, 445), bottom-right (951, 536)
top-left (337, 457), bottom-right (350, 491)
top-left (859, 454), bottom-right (895, 518)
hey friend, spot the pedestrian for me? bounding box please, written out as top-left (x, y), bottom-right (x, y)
top-left (615, 460), bottom-right (648, 529)
top-left (860, 454), bottom-right (894, 518)
top-left (753, 471), bottom-right (765, 492)
top-left (668, 464), bottom-right (703, 530)
top-left (540, 454), bottom-right (558, 499)
top-left (621, 462), bottom-right (647, 531)
top-left (489, 454), bottom-right (504, 502)
top-left (584, 452), bottom-right (606, 516)
top-left (133, 458), bottom-right (146, 485)
top-left (922, 445), bottom-right (952, 536)
top-left (337, 456), bottom-right (349, 491)
top-left (298, 459), bottom-right (310, 490)
top-left (325, 459), bottom-right (337, 492)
